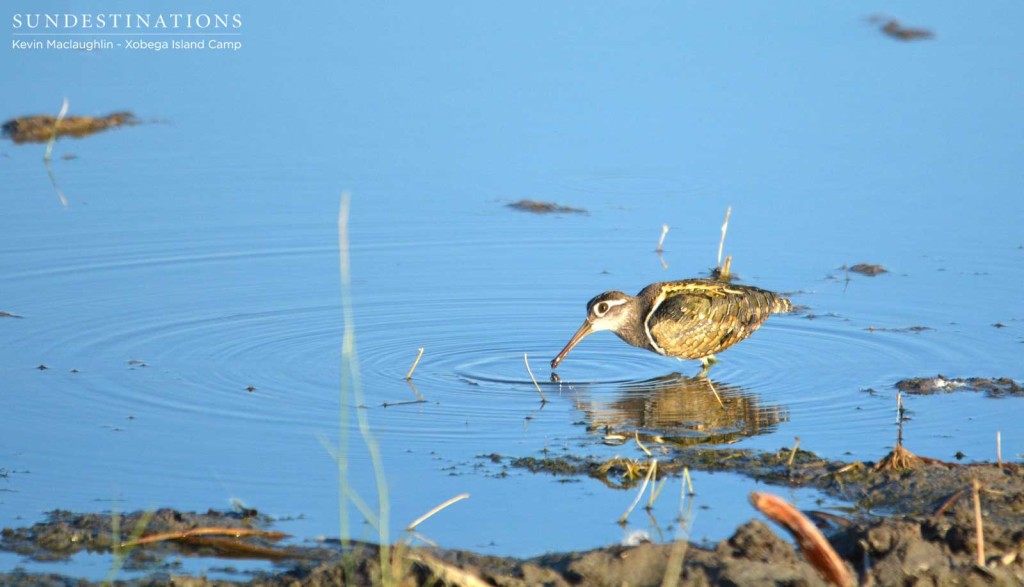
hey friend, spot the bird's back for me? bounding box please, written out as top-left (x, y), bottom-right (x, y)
top-left (643, 279), bottom-right (790, 359)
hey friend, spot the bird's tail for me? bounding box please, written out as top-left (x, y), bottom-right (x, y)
top-left (771, 295), bottom-right (793, 314)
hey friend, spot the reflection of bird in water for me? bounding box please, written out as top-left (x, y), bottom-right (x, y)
top-left (551, 279), bottom-right (791, 371)
top-left (580, 373), bottom-right (788, 447)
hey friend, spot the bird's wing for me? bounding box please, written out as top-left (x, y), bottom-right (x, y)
top-left (645, 282), bottom-right (779, 359)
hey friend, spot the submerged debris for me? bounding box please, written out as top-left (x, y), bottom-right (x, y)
top-left (867, 325), bottom-right (931, 333)
top-left (896, 375), bottom-right (1023, 397)
top-left (2, 111), bottom-right (138, 144)
top-left (878, 19), bottom-right (935, 41)
top-left (846, 263), bottom-right (888, 276)
top-left (506, 199), bottom-right (587, 214)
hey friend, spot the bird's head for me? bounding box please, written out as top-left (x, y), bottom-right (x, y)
top-left (551, 291), bottom-right (635, 369)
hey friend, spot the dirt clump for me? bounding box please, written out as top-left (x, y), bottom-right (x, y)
top-left (896, 375), bottom-right (1023, 397)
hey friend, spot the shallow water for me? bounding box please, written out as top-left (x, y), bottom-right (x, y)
top-left (2, 0), bottom-right (1023, 579)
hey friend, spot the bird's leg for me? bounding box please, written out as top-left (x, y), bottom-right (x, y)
top-left (695, 355), bottom-right (724, 408)
top-left (698, 373), bottom-right (724, 409)
top-left (697, 354), bottom-right (718, 377)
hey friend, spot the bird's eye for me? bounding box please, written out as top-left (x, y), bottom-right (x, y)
top-left (595, 302), bottom-right (609, 316)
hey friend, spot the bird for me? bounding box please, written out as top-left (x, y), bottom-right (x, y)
top-left (550, 279), bottom-right (791, 370)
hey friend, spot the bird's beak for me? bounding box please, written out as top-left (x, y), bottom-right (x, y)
top-left (551, 319), bottom-right (594, 369)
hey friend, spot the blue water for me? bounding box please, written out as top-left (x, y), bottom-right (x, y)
top-left (2, 0), bottom-right (1023, 579)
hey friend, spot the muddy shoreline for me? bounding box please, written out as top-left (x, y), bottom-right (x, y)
top-left (4, 443), bottom-right (1023, 586)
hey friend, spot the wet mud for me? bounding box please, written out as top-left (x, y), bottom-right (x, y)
top-left (5, 444), bottom-right (1024, 585)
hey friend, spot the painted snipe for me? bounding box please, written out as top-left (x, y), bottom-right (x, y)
top-left (551, 279), bottom-right (792, 370)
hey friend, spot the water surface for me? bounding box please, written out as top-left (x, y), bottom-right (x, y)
top-left (2, 0), bottom-right (1023, 579)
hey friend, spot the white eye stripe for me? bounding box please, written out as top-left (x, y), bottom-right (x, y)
top-left (593, 298), bottom-right (627, 316)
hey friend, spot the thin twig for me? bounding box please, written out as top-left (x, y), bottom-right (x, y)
top-left (996, 431), bottom-right (1002, 469)
top-left (683, 467), bottom-right (695, 496)
top-left (405, 379), bottom-right (425, 401)
top-left (973, 479), bottom-right (984, 566)
top-left (788, 437), bottom-right (802, 467)
top-left (404, 347), bottom-right (425, 380)
top-left (407, 493), bottom-right (470, 531)
top-left (619, 459), bottom-right (657, 524)
top-left (932, 488), bottom-right (968, 519)
top-left (523, 354), bottom-right (547, 403)
top-left (635, 431), bottom-right (652, 457)
top-left (382, 399), bottom-right (427, 408)
top-left (656, 224), bottom-right (669, 253)
top-left (719, 255), bottom-right (732, 280)
top-left (717, 206), bottom-right (731, 269)
top-left (648, 477), bottom-right (667, 510)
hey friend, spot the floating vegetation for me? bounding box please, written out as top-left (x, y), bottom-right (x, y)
top-left (896, 375), bottom-right (1023, 397)
top-left (2, 111), bottom-right (139, 144)
top-left (506, 199), bottom-right (587, 214)
top-left (846, 263), bottom-right (888, 276)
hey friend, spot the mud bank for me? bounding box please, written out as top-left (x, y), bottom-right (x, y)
top-left (4, 446), bottom-right (1023, 586)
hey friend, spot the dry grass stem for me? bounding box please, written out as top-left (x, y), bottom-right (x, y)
top-left (407, 493), bottom-right (470, 532)
top-left (788, 437), bottom-right (802, 467)
top-left (339, 192), bottom-right (392, 582)
top-left (717, 206), bottom-right (732, 268)
top-left (973, 479), bottom-right (985, 566)
top-left (997, 431), bottom-right (1002, 469)
top-left (405, 380), bottom-right (425, 402)
top-left (43, 97), bottom-right (69, 162)
top-left (407, 552), bottom-right (492, 587)
top-left (619, 458), bottom-right (658, 524)
top-left (635, 431), bottom-right (652, 456)
top-left (404, 347), bottom-right (425, 380)
top-left (523, 353), bottom-right (548, 403)
top-left (719, 255), bottom-right (732, 280)
top-left (648, 477), bottom-right (667, 510)
top-left (656, 224), bottom-right (669, 252)
top-left (750, 492), bottom-right (853, 586)
top-left (44, 98), bottom-right (71, 208)
top-left (406, 530), bottom-right (439, 548)
top-left (683, 467), bottom-right (695, 495)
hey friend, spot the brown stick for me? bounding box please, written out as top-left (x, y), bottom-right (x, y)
top-left (932, 488), bottom-right (968, 519)
top-left (750, 492), bottom-right (853, 586)
top-left (123, 527), bottom-right (288, 547)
